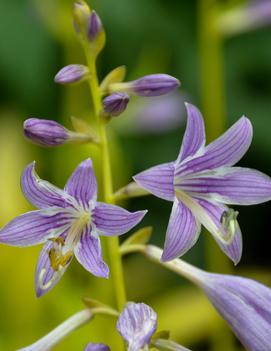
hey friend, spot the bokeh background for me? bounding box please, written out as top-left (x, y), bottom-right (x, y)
top-left (0, 0), bottom-right (271, 350)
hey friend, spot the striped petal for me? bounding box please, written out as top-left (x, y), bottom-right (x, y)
top-left (21, 162), bottom-right (67, 209)
top-left (177, 103), bottom-right (205, 163)
top-left (65, 159), bottom-right (97, 207)
top-left (0, 210), bottom-right (71, 247)
top-left (176, 167), bottom-right (271, 205)
top-left (133, 162), bottom-right (175, 201)
top-left (93, 203), bottom-right (147, 236)
top-left (175, 117), bottom-right (252, 176)
top-left (35, 238), bottom-right (71, 297)
top-left (74, 228), bottom-right (109, 278)
top-left (198, 199), bottom-right (242, 265)
top-left (161, 199), bottom-right (201, 262)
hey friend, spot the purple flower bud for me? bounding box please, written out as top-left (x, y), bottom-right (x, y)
top-left (84, 343), bottom-right (110, 351)
top-left (117, 302), bottom-right (157, 351)
top-left (131, 74), bottom-right (180, 97)
top-left (24, 119), bottom-right (69, 147)
top-left (88, 11), bottom-right (102, 41)
top-left (103, 93), bottom-right (130, 117)
top-left (54, 65), bottom-right (89, 85)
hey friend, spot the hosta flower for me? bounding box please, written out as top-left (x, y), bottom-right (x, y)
top-left (103, 93), bottom-right (130, 117)
top-left (54, 64), bottom-right (90, 85)
top-left (84, 343), bottom-right (110, 351)
top-left (117, 302), bottom-right (191, 351)
top-left (134, 103), bottom-right (271, 264)
top-left (0, 159), bottom-right (146, 297)
top-left (197, 271), bottom-right (271, 351)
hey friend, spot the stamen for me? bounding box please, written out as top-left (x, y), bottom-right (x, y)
top-left (220, 209), bottom-right (239, 242)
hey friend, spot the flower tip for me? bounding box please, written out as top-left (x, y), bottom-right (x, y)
top-left (103, 93), bottom-right (130, 117)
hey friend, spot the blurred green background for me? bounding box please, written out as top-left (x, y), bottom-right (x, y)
top-left (0, 0), bottom-right (271, 350)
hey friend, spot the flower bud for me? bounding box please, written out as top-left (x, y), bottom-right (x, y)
top-left (103, 93), bottom-right (130, 117)
top-left (73, 0), bottom-right (91, 36)
top-left (54, 65), bottom-right (90, 85)
top-left (24, 118), bottom-right (96, 147)
top-left (110, 74), bottom-right (180, 97)
top-left (87, 11), bottom-right (102, 41)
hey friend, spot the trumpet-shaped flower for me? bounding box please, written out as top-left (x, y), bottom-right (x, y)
top-left (134, 103), bottom-right (271, 264)
top-left (0, 159), bottom-right (146, 297)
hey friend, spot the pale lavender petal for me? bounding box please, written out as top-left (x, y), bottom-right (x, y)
top-left (133, 162), bottom-right (175, 201)
top-left (161, 200), bottom-right (201, 262)
top-left (21, 162), bottom-right (68, 209)
top-left (175, 117), bottom-right (252, 176)
top-left (74, 227), bottom-right (109, 278)
top-left (65, 159), bottom-right (97, 207)
top-left (202, 273), bottom-right (271, 351)
top-left (35, 238), bottom-right (71, 297)
top-left (84, 343), bottom-right (110, 351)
top-left (117, 302), bottom-right (157, 351)
top-left (0, 210), bottom-right (71, 247)
top-left (177, 103), bottom-right (205, 163)
top-left (176, 167), bottom-right (271, 205)
top-left (198, 199), bottom-right (242, 264)
top-left (93, 203), bottom-right (147, 236)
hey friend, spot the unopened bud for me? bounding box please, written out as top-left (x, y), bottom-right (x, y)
top-left (103, 93), bottom-right (130, 117)
top-left (54, 64), bottom-right (90, 85)
top-left (109, 74), bottom-right (180, 97)
top-left (88, 11), bottom-right (103, 41)
top-left (24, 118), bottom-right (97, 147)
top-left (73, 0), bottom-right (91, 36)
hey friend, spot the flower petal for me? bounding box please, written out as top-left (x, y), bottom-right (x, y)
top-left (161, 200), bottom-right (201, 261)
top-left (198, 199), bottom-right (242, 265)
top-left (176, 167), bottom-right (271, 205)
top-left (0, 210), bottom-right (71, 247)
top-left (177, 102), bottom-right (205, 163)
top-left (21, 162), bottom-right (68, 209)
top-left (117, 302), bottom-right (157, 351)
top-left (74, 227), bottom-right (109, 278)
top-left (175, 117), bottom-right (252, 176)
top-left (84, 343), bottom-right (110, 351)
top-left (93, 203), bottom-right (147, 236)
top-left (203, 274), bottom-right (271, 351)
top-left (133, 162), bottom-right (175, 201)
top-left (65, 159), bottom-right (97, 207)
top-left (35, 238), bottom-right (71, 297)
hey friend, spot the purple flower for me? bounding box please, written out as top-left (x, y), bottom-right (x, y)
top-left (134, 103), bottom-right (271, 264)
top-left (88, 11), bottom-right (103, 41)
top-left (197, 272), bottom-right (271, 351)
top-left (54, 64), bottom-right (89, 85)
top-left (117, 302), bottom-right (157, 351)
top-left (103, 93), bottom-right (130, 117)
top-left (84, 343), bottom-right (110, 351)
top-left (0, 159), bottom-right (146, 297)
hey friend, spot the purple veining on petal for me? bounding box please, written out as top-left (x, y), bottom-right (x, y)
top-left (24, 118), bottom-right (69, 147)
top-left (197, 199), bottom-right (242, 264)
top-left (201, 273), bottom-right (271, 350)
top-left (103, 93), bottom-right (130, 117)
top-left (175, 167), bottom-right (271, 205)
top-left (132, 74), bottom-right (180, 97)
top-left (175, 117), bottom-right (252, 177)
top-left (162, 199), bottom-right (201, 261)
top-left (65, 159), bottom-right (97, 207)
top-left (177, 102), bottom-right (206, 163)
top-left (0, 210), bottom-right (71, 247)
top-left (74, 227), bottom-right (109, 278)
top-left (133, 162), bottom-right (175, 201)
top-left (93, 203), bottom-right (147, 236)
top-left (87, 11), bottom-right (102, 41)
top-left (84, 343), bottom-right (110, 351)
top-left (21, 162), bottom-right (68, 209)
top-left (117, 302), bottom-right (157, 351)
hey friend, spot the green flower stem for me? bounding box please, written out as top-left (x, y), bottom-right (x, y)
top-left (198, 1), bottom-right (235, 350)
top-left (85, 50), bottom-right (127, 316)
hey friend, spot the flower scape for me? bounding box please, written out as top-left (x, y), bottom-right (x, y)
top-left (0, 1), bottom-right (271, 351)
